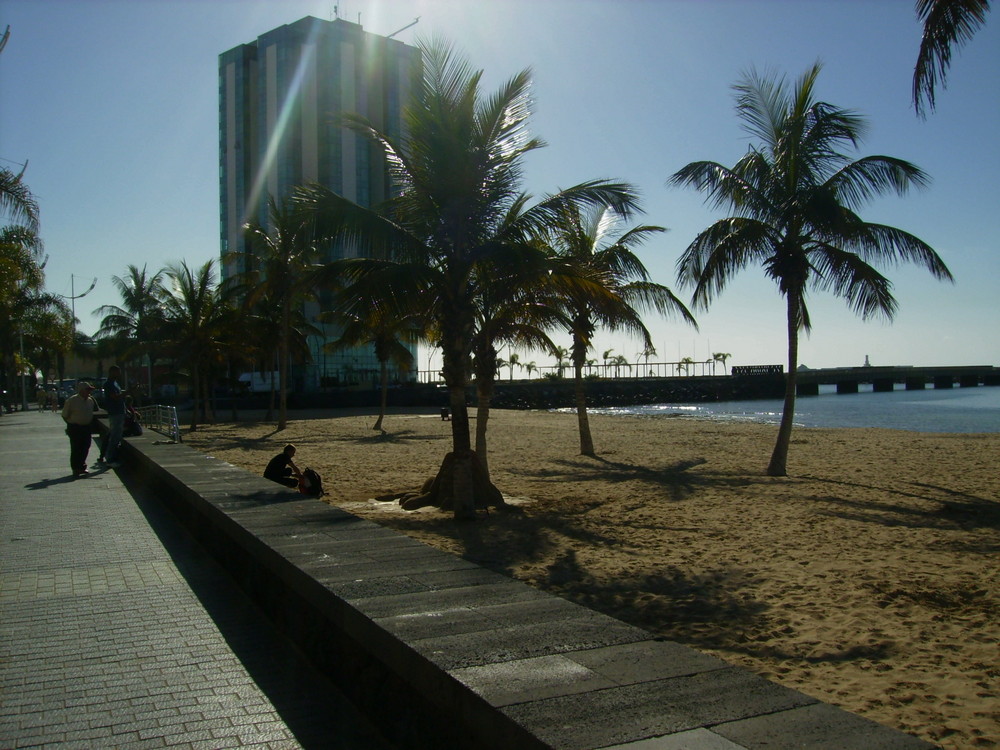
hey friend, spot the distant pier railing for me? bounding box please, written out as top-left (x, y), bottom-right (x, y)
top-left (136, 404), bottom-right (182, 443)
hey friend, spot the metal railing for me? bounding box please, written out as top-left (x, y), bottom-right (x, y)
top-left (414, 359), bottom-right (730, 384)
top-left (136, 404), bottom-right (182, 444)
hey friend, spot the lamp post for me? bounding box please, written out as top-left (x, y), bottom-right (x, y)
top-left (58, 274), bottom-right (97, 380)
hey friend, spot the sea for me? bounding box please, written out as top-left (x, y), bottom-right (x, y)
top-left (581, 383), bottom-right (1000, 434)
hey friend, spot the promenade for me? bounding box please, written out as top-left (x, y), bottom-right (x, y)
top-left (0, 408), bottom-right (392, 749)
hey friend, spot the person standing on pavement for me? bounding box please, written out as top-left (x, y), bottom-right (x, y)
top-left (99, 365), bottom-right (125, 467)
top-left (62, 381), bottom-right (98, 477)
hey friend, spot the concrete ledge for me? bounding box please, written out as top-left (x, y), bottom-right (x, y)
top-left (119, 431), bottom-right (936, 750)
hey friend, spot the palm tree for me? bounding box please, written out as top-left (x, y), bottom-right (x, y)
top-left (295, 39), bottom-right (641, 517)
top-left (545, 203), bottom-right (695, 456)
top-left (94, 264), bottom-right (165, 402)
top-left (506, 352), bottom-right (521, 381)
top-left (0, 223), bottom-right (71, 398)
top-left (678, 356), bottom-right (694, 376)
top-left (524, 361), bottom-right (537, 379)
top-left (470, 272), bottom-right (563, 476)
top-left (712, 351), bottom-right (732, 375)
top-left (159, 260), bottom-right (233, 431)
top-left (671, 64), bottom-right (952, 476)
top-left (637, 344), bottom-right (657, 373)
top-left (912, 0), bottom-right (991, 116)
top-left (553, 346), bottom-right (570, 377)
top-left (0, 166), bottom-right (39, 232)
top-left (240, 195), bottom-right (322, 430)
top-left (322, 301), bottom-right (421, 432)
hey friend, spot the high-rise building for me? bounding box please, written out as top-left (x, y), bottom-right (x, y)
top-left (219, 16), bottom-right (419, 392)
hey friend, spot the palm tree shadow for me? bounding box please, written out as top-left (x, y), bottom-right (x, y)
top-left (344, 429), bottom-right (449, 446)
top-left (805, 476), bottom-right (1000, 534)
top-left (510, 455), bottom-right (759, 503)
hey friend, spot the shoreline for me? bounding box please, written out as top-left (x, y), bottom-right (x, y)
top-left (180, 408), bottom-right (999, 748)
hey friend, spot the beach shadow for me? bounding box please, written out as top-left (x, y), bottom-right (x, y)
top-left (805, 477), bottom-right (1000, 534)
top-left (511, 455), bottom-right (759, 503)
top-left (540, 549), bottom-right (773, 650)
top-left (342, 429), bottom-right (449, 446)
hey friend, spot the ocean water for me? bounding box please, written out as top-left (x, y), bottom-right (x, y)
top-left (583, 383), bottom-right (1000, 434)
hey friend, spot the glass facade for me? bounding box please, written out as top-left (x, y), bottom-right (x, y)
top-left (219, 17), bottom-right (420, 392)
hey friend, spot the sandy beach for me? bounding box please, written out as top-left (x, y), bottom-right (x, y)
top-left (180, 407), bottom-right (999, 748)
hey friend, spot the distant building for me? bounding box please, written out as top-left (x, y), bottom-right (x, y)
top-left (218, 16), bottom-right (420, 392)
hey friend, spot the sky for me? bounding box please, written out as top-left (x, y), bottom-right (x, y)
top-left (2, 0), bottom-right (998, 374)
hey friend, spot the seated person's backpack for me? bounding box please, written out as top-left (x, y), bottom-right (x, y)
top-left (298, 468), bottom-right (325, 497)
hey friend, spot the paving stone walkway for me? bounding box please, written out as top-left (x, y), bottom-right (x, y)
top-left (0, 409), bottom-right (392, 749)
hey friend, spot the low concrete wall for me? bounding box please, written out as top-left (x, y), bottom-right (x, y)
top-left (118, 430), bottom-right (936, 750)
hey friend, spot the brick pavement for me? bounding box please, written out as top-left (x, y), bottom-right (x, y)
top-left (0, 408), bottom-right (392, 749)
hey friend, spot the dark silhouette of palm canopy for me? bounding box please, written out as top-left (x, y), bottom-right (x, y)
top-left (671, 64), bottom-right (953, 477)
top-left (295, 40), bottom-right (642, 518)
top-left (545, 203), bottom-right (695, 456)
top-left (1, 166), bottom-right (39, 232)
top-left (913, 0), bottom-right (991, 116)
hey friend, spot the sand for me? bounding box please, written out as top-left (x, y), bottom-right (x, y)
top-left (180, 406), bottom-right (999, 748)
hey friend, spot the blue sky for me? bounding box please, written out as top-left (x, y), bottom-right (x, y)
top-left (2, 0), bottom-right (997, 372)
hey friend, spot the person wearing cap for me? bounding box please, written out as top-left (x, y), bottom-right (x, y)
top-left (62, 381), bottom-right (98, 477)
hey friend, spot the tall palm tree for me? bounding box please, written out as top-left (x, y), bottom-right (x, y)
top-left (295, 39), bottom-right (641, 518)
top-left (470, 269), bottom-right (564, 476)
top-left (160, 260), bottom-right (232, 431)
top-left (240, 195), bottom-right (322, 430)
top-left (671, 64), bottom-right (953, 476)
top-left (94, 264), bottom-right (165, 401)
top-left (545, 203), bottom-right (695, 456)
top-left (0, 224), bottom-right (70, 397)
top-left (912, 0), bottom-right (990, 116)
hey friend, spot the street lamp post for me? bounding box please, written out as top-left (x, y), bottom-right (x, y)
top-left (58, 274), bottom-right (97, 381)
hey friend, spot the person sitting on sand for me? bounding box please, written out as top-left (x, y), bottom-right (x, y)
top-left (264, 444), bottom-right (302, 488)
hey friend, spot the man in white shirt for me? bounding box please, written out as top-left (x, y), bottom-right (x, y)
top-left (62, 382), bottom-right (97, 477)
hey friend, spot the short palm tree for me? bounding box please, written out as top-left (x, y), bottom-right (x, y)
top-left (240, 195), bottom-right (322, 430)
top-left (712, 351), bottom-right (732, 375)
top-left (160, 260), bottom-right (233, 431)
top-left (94, 264), bottom-right (165, 400)
top-left (322, 301), bottom-right (422, 433)
top-left (545, 203), bottom-right (695, 456)
top-left (912, 0), bottom-right (991, 116)
top-left (671, 64), bottom-right (953, 476)
top-left (295, 39), bottom-right (641, 517)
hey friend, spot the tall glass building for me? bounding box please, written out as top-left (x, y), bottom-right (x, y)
top-left (219, 16), bottom-right (419, 393)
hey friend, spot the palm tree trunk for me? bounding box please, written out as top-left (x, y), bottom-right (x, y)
top-left (767, 292), bottom-right (800, 476)
top-left (571, 333), bottom-right (595, 456)
top-left (472, 348), bottom-right (497, 479)
top-left (373, 360), bottom-right (389, 432)
top-left (574, 355), bottom-right (595, 456)
top-left (278, 301), bottom-right (289, 430)
top-left (440, 326), bottom-right (475, 519)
